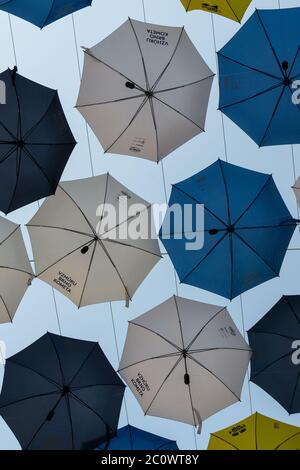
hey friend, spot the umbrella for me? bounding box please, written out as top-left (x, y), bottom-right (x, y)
top-left (119, 296), bottom-right (251, 429)
top-left (208, 412), bottom-right (300, 450)
top-left (180, 0), bottom-right (252, 23)
top-left (0, 0), bottom-right (93, 28)
top-left (0, 216), bottom-right (33, 324)
top-left (76, 18), bottom-right (214, 162)
top-left (0, 332), bottom-right (125, 450)
top-left (159, 159), bottom-right (296, 300)
top-left (0, 67), bottom-right (76, 214)
top-left (293, 177), bottom-right (300, 207)
top-left (27, 173), bottom-right (161, 307)
top-left (218, 8), bottom-right (300, 146)
top-left (97, 425), bottom-right (178, 450)
top-left (248, 295), bottom-right (300, 414)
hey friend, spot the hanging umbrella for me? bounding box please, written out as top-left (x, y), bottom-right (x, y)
top-left (218, 8), bottom-right (300, 146)
top-left (208, 412), bottom-right (300, 450)
top-left (97, 425), bottom-right (178, 450)
top-left (293, 177), bottom-right (300, 207)
top-left (0, 216), bottom-right (33, 324)
top-left (76, 18), bottom-right (214, 162)
top-left (0, 0), bottom-right (93, 28)
top-left (248, 295), bottom-right (300, 414)
top-left (159, 159), bottom-right (297, 300)
top-left (27, 173), bottom-right (161, 307)
top-left (119, 296), bottom-right (251, 429)
top-left (180, 0), bottom-right (252, 23)
top-left (0, 67), bottom-right (76, 214)
top-left (0, 332), bottom-right (125, 450)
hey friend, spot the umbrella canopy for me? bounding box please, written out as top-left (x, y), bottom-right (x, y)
top-left (0, 0), bottom-right (92, 28)
top-left (97, 425), bottom-right (178, 450)
top-left (0, 67), bottom-right (76, 214)
top-left (0, 332), bottom-right (125, 450)
top-left (76, 18), bottom-right (214, 162)
top-left (208, 412), bottom-right (300, 450)
top-left (119, 296), bottom-right (251, 428)
top-left (293, 177), bottom-right (300, 207)
top-left (0, 216), bottom-right (33, 324)
top-left (159, 159), bottom-right (296, 300)
top-left (248, 296), bottom-right (300, 414)
top-left (27, 173), bottom-right (161, 307)
top-left (180, 0), bottom-right (252, 22)
top-left (218, 8), bottom-right (300, 147)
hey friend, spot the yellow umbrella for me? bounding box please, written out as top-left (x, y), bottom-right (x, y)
top-left (208, 413), bottom-right (300, 450)
top-left (180, 0), bottom-right (252, 22)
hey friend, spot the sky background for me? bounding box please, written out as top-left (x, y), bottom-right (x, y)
top-left (0, 0), bottom-right (300, 450)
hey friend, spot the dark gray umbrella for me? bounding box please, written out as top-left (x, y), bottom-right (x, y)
top-left (0, 333), bottom-right (125, 449)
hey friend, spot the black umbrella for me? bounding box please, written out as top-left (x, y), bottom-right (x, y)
top-left (0, 333), bottom-right (125, 449)
top-left (0, 67), bottom-right (76, 214)
top-left (248, 295), bottom-right (300, 414)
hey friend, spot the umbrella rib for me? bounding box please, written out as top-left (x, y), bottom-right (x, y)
top-left (83, 49), bottom-right (145, 92)
top-left (151, 27), bottom-right (185, 92)
top-left (219, 82), bottom-right (283, 112)
top-left (154, 75), bottom-right (215, 96)
top-left (250, 350), bottom-right (294, 380)
top-left (173, 296), bottom-right (184, 350)
top-left (104, 97), bottom-right (148, 154)
top-left (40, 0), bottom-right (55, 29)
top-left (25, 141), bottom-right (76, 146)
top-left (7, 358), bottom-right (61, 388)
top-left (118, 353), bottom-right (181, 373)
top-left (274, 430), bottom-right (300, 450)
top-left (22, 146), bottom-right (57, 193)
top-left (284, 297), bottom-right (300, 329)
top-left (0, 264), bottom-right (33, 276)
top-left (258, 85), bottom-right (285, 147)
top-left (0, 121), bottom-right (17, 141)
top-left (153, 94), bottom-right (205, 132)
top-left (71, 383), bottom-right (126, 391)
top-left (232, 175), bottom-right (272, 226)
top-left (76, 94), bottom-right (145, 109)
top-left (96, 172), bottom-right (109, 235)
top-left (47, 333), bottom-right (67, 385)
top-left (128, 321), bottom-right (182, 352)
top-left (69, 343), bottom-right (98, 386)
top-left (218, 159), bottom-right (231, 224)
top-left (248, 329), bottom-right (300, 342)
top-left (209, 434), bottom-right (239, 450)
top-left (101, 238), bottom-right (162, 259)
top-left (172, 185), bottom-right (227, 226)
top-left (180, 233), bottom-right (228, 284)
top-left (69, 392), bottom-right (114, 432)
top-left (98, 202), bottom-right (151, 238)
top-left (288, 45), bottom-right (300, 79)
top-left (36, 239), bottom-right (95, 277)
top-left (64, 395), bottom-right (75, 450)
top-left (0, 390), bottom-right (61, 412)
top-left (185, 0), bottom-right (192, 11)
top-left (0, 295), bottom-right (12, 322)
top-left (255, 412), bottom-right (258, 450)
top-left (148, 96), bottom-right (159, 161)
top-left (98, 239), bottom-right (131, 301)
top-left (6, 146), bottom-right (21, 214)
top-left (78, 242), bottom-right (97, 308)
top-left (59, 185), bottom-right (97, 235)
top-left (217, 53), bottom-right (283, 81)
top-left (186, 307), bottom-right (227, 351)
top-left (234, 231), bottom-right (280, 276)
top-left (225, 0), bottom-right (240, 22)
top-left (189, 347), bottom-right (251, 354)
top-left (26, 224), bottom-right (93, 239)
top-left (288, 372), bottom-right (300, 414)
top-left (128, 18), bottom-right (150, 90)
top-left (187, 354), bottom-right (241, 401)
top-left (255, 10), bottom-right (285, 78)
top-left (22, 92), bottom-right (57, 141)
top-left (144, 356), bottom-right (183, 416)
top-left (0, 144), bottom-right (17, 165)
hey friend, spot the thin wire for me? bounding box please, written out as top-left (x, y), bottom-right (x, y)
top-left (71, 14), bottom-right (94, 176)
top-left (8, 14), bottom-right (17, 66)
top-left (239, 296), bottom-right (253, 414)
top-left (142, 0), bottom-right (147, 22)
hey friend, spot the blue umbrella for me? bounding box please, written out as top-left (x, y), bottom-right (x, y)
top-left (0, 0), bottom-right (92, 28)
top-left (97, 425), bottom-right (178, 451)
top-left (218, 8), bottom-right (300, 146)
top-left (159, 160), bottom-right (297, 300)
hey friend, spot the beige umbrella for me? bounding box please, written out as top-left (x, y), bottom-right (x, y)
top-left (27, 173), bottom-right (161, 307)
top-left (0, 216), bottom-right (33, 323)
top-left (76, 18), bottom-right (214, 162)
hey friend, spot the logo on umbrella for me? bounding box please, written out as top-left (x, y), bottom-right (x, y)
top-left (0, 80), bottom-right (5, 104)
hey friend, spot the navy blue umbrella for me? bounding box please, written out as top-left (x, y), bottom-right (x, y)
top-left (0, 333), bottom-right (125, 449)
top-left (159, 160), bottom-right (296, 300)
top-left (97, 425), bottom-right (178, 451)
top-left (0, 67), bottom-right (76, 214)
top-left (0, 0), bottom-right (92, 28)
top-left (248, 296), bottom-right (300, 414)
top-left (218, 8), bottom-right (300, 146)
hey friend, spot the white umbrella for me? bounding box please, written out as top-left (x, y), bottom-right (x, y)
top-left (0, 217), bottom-right (33, 323)
top-left (293, 177), bottom-right (300, 207)
top-left (76, 18), bottom-right (214, 162)
top-left (27, 174), bottom-right (161, 307)
top-left (119, 296), bottom-right (251, 429)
